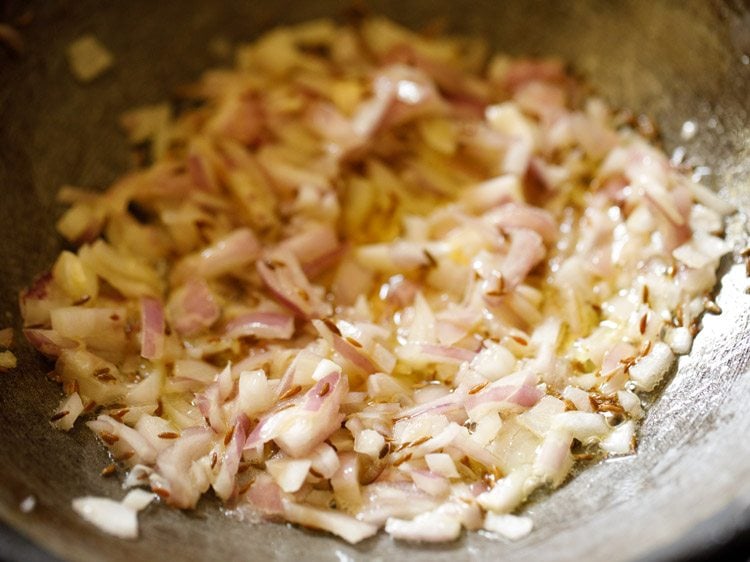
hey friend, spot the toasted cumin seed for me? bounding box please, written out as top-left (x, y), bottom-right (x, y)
top-left (598, 403), bottom-right (625, 415)
top-left (224, 426), bottom-right (235, 446)
top-left (317, 382), bottom-right (331, 397)
top-left (275, 402), bottom-right (295, 413)
top-left (574, 453), bottom-right (597, 461)
top-left (110, 408), bottom-right (129, 421)
top-left (238, 478), bottom-right (255, 496)
top-left (395, 441), bottom-right (411, 453)
top-left (63, 380), bottom-right (79, 395)
top-left (704, 299), bottom-right (722, 315)
top-left (511, 335), bottom-right (528, 346)
top-left (323, 319), bottom-right (341, 336)
top-left (619, 356), bottom-right (636, 367)
top-left (640, 340), bottom-right (653, 356)
top-left (158, 432), bottom-right (179, 439)
top-left (152, 486), bottom-right (170, 499)
top-left (116, 451), bottom-right (135, 462)
top-left (378, 442), bottom-right (390, 459)
top-left (468, 382), bottom-right (488, 395)
top-left (639, 312), bottom-right (648, 335)
top-left (100, 431), bottom-right (119, 445)
top-left (49, 410), bottom-right (69, 422)
top-left (100, 464), bottom-right (117, 477)
top-left (345, 336), bottom-right (362, 348)
top-left (393, 453), bottom-right (412, 467)
top-left (279, 384), bottom-right (302, 400)
top-left (210, 451), bottom-right (218, 469)
top-left (563, 399), bottom-right (578, 411)
top-left (641, 284), bottom-right (650, 305)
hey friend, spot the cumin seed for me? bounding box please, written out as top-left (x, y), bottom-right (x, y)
top-left (100, 431), bottom-right (119, 445)
top-left (158, 432), bottom-right (179, 439)
top-left (279, 384), bottom-right (302, 400)
top-left (49, 410), bottom-right (69, 422)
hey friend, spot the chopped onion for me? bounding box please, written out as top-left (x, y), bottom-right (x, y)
top-left (282, 499), bottom-right (378, 544)
top-left (266, 458), bottom-right (312, 493)
top-left (629, 342), bottom-right (675, 392)
top-left (0, 350), bottom-right (17, 372)
top-left (140, 297), bottom-right (165, 360)
top-left (483, 513), bottom-right (533, 540)
top-left (22, 15), bottom-right (732, 546)
top-left (72, 496), bottom-right (139, 539)
top-left (425, 453), bottom-right (460, 479)
top-left (66, 35), bottom-right (114, 82)
top-left (121, 490), bottom-right (156, 512)
top-left (385, 510), bottom-right (462, 542)
top-left (225, 311), bottom-right (294, 340)
top-left (51, 392), bottom-right (84, 431)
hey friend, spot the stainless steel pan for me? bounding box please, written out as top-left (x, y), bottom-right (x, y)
top-left (1, 1), bottom-right (749, 560)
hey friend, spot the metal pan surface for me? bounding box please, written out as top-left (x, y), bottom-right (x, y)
top-left (0, 1), bottom-right (748, 560)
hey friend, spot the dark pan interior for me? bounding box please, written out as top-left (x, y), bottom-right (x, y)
top-left (1, 1), bottom-right (749, 560)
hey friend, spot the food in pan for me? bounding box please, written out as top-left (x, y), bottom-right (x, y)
top-left (20, 17), bottom-right (732, 542)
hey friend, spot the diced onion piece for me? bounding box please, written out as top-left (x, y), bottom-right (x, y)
top-left (533, 429), bottom-right (573, 486)
top-left (483, 513), bottom-right (534, 540)
top-left (551, 411), bottom-right (609, 442)
top-left (629, 342), bottom-right (674, 391)
top-left (52, 251), bottom-right (99, 302)
top-left (122, 490), bottom-right (156, 512)
top-left (385, 510), bottom-right (462, 542)
top-left (666, 326), bottom-right (693, 355)
top-left (354, 429), bottom-right (386, 459)
top-left (410, 471), bottom-right (451, 497)
top-left (425, 453), bottom-right (460, 479)
top-left (266, 458), bottom-right (312, 493)
top-left (308, 442), bottom-right (340, 479)
top-left (601, 420), bottom-right (636, 455)
top-left (477, 469), bottom-right (530, 514)
top-left (51, 392), bottom-right (84, 431)
top-left (71, 496), bottom-right (138, 539)
top-left (517, 396), bottom-right (566, 437)
top-left (0, 327), bottom-right (12, 348)
top-left (282, 499), bottom-right (378, 544)
top-left (238, 370), bottom-right (274, 416)
top-left (0, 350), bottom-right (17, 372)
top-left (66, 35), bottom-right (114, 82)
top-left (140, 297), bottom-right (165, 360)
